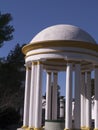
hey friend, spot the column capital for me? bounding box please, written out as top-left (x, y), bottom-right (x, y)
top-left (66, 60), bottom-right (81, 64)
top-left (46, 69), bottom-right (58, 73)
top-left (95, 65), bottom-right (98, 68)
top-left (53, 71), bottom-right (58, 75)
top-left (74, 61), bottom-right (81, 64)
top-left (25, 66), bottom-right (31, 70)
top-left (36, 61), bottom-right (44, 65)
top-left (81, 72), bottom-right (85, 75)
top-left (46, 70), bottom-right (52, 74)
top-left (66, 62), bottom-right (73, 66)
top-left (47, 71), bottom-right (51, 74)
top-left (86, 71), bottom-right (91, 74)
top-left (31, 62), bottom-right (37, 66)
top-left (25, 63), bottom-right (31, 70)
top-left (81, 70), bottom-right (91, 73)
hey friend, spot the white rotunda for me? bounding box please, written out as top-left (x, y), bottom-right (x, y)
top-left (20, 24), bottom-right (98, 130)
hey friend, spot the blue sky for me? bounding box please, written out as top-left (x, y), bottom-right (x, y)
top-left (0, 0), bottom-right (98, 57)
top-left (0, 0), bottom-right (98, 95)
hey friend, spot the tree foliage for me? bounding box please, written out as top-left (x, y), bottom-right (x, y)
top-left (0, 107), bottom-right (20, 128)
top-left (0, 12), bottom-right (14, 47)
top-left (0, 44), bottom-right (25, 113)
top-left (0, 12), bottom-right (24, 127)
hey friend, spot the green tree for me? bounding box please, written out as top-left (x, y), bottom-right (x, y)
top-left (7, 43), bottom-right (25, 67)
top-left (0, 44), bottom-right (25, 113)
top-left (0, 12), bottom-right (14, 47)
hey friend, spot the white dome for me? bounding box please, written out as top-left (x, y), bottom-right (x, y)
top-left (30, 24), bottom-right (96, 44)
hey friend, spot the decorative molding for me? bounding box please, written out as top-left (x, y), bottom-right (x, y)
top-left (22, 40), bottom-right (98, 55)
top-left (24, 50), bottom-right (98, 62)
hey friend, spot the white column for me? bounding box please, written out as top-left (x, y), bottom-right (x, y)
top-left (74, 64), bottom-right (81, 129)
top-left (34, 61), bottom-right (43, 129)
top-left (32, 64), bottom-right (37, 127)
top-left (52, 72), bottom-right (58, 120)
top-left (28, 62), bottom-right (36, 128)
top-left (60, 98), bottom-right (65, 118)
top-left (45, 72), bottom-right (52, 120)
top-left (23, 66), bottom-right (31, 127)
top-left (86, 71), bottom-right (91, 129)
top-left (81, 72), bottom-right (86, 128)
top-left (65, 63), bottom-right (72, 129)
top-left (94, 67), bottom-right (98, 129)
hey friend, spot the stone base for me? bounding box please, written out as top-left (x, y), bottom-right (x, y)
top-left (45, 120), bottom-right (65, 130)
top-left (34, 128), bottom-right (43, 130)
top-left (64, 129), bottom-right (91, 130)
top-left (17, 128), bottom-right (25, 130)
top-left (65, 128), bottom-right (92, 130)
top-left (81, 127), bottom-right (91, 130)
top-left (17, 127), bottom-right (34, 130)
top-left (17, 127), bottom-right (44, 130)
top-left (26, 128), bottom-right (34, 130)
top-left (17, 126), bottom-right (28, 130)
top-left (64, 128), bottom-right (81, 130)
top-left (64, 129), bottom-right (72, 130)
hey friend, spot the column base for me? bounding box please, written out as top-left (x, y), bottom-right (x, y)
top-left (17, 128), bottom-right (24, 130)
top-left (26, 127), bottom-right (34, 130)
top-left (22, 126), bottom-right (28, 128)
top-left (17, 126), bottom-right (28, 130)
top-left (64, 128), bottom-right (82, 130)
top-left (64, 128), bottom-right (92, 130)
top-left (81, 127), bottom-right (91, 130)
top-left (64, 128), bottom-right (72, 130)
top-left (34, 128), bottom-right (43, 130)
top-left (81, 127), bottom-right (86, 130)
top-left (73, 129), bottom-right (81, 130)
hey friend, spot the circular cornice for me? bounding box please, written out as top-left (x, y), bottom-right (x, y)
top-left (22, 40), bottom-right (98, 55)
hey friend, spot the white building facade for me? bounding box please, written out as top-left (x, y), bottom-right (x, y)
top-left (18, 24), bottom-right (98, 130)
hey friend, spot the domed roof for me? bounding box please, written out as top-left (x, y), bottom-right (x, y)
top-left (30, 24), bottom-right (96, 44)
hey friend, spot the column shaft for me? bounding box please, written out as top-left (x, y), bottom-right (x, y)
top-left (32, 64), bottom-right (37, 127)
top-left (74, 64), bottom-right (81, 129)
top-left (81, 72), bottom-right (86, 128)
top-left (45, 72), bottom-right (52, 120)
top-left (86, 72), bottom-right (91, 129)
top-left (52, 72), bottom-right (58, 120)
top-left (65, 63), bottom-right (72, 129)
top-left (23, 66), bottom-right (31, 127)
top-left (29, 62), bottom-right (35, 128)
top-left (34, 62), bottom-right (43, 128)
top-left (94, 68), bottom-right (98, 129)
